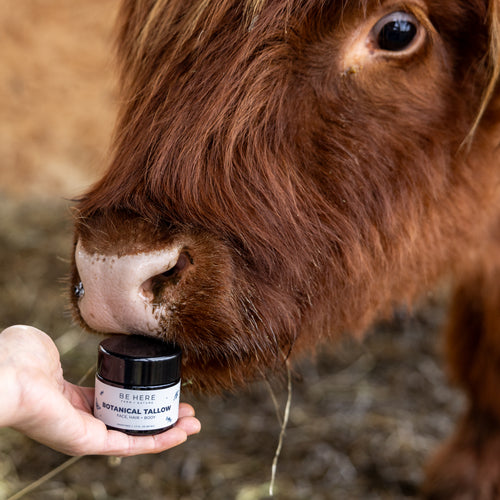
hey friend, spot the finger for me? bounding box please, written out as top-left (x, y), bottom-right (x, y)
top-left (175, 414), bottom-right (201, 436)
top-left (59, 409), bottom-right (201, 456)
top-left (178, 403), bottom-right (196, 418)
top-left (1, 325), bottom-right (61, 369)
top-left (112, 427), bottom-right (189, 457)
top-left (97, 416), bottom-right (201, 456)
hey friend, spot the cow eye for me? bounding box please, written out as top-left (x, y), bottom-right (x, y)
top-left (373, 12), bottom-right (419, 52)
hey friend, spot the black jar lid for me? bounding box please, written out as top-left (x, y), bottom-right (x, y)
top-left (97, 334), bottom-right (181, 387)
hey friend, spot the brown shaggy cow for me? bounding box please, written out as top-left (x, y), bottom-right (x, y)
top-left (71, 0), bottom-right (500, 496)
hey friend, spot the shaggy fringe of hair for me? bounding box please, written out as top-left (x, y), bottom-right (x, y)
top-left (123, 0), bottom-right (500, 136)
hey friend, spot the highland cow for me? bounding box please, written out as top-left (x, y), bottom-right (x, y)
top-left (71, 0), bottom-right (500, 496)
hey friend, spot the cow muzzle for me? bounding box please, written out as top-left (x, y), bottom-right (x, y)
top-left (74, 240), bottom-right (192, 335)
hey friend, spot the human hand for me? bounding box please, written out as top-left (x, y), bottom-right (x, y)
top-left (0, 325), bottom-right (201, 456)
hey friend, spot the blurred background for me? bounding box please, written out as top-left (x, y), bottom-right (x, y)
top-left (0, 1), bottom-right (465, 498)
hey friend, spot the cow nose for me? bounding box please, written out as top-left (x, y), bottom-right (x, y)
top-left (74, 240), bottom-right (189, 334)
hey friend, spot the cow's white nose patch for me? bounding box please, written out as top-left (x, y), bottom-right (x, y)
top-left (75, 240), bottom-right (181, 334)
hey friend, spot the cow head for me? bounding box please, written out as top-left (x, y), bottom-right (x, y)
top-left (72, 0), bottom-right (500, 392)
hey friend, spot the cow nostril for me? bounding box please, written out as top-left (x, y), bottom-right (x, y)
top-left (140, 251), bottom-right (193, 302)
top-left (161, 251), bottom-right (191, 279)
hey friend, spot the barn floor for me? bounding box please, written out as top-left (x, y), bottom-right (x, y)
top-left (0, 194), bottom-right (465, 500)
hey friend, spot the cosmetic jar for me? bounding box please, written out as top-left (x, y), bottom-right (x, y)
top-left (94, 334), bottom-right (181, 435)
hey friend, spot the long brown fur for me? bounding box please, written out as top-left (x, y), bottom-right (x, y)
top-left (73, 1), bottom-right (500, 495)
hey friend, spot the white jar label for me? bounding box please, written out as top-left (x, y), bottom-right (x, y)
top-left (94, 377), bottom-right (181, 432)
